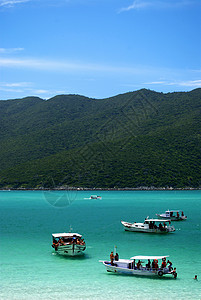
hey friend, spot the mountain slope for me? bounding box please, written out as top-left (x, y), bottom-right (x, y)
top-left (0, 89), bottom-right (201, 188)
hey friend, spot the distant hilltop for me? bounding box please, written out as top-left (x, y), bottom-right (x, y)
top-left (0, 88), bottom-right (201, 189)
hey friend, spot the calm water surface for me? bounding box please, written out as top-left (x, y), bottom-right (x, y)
top-left (0, 190), bottom-right (201, 299)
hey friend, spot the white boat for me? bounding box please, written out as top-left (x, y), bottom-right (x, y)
top-left (156, 210), bottom-right (187, 221)
top-left (90, 195), bottom-right (102, 200)
top-left (121, 217), bottom-right (175, 233)
top-left (52, 232), bottom-right (86, 256)
top-left (101, 255), bottom-right (177, 278)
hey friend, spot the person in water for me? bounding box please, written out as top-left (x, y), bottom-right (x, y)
top-left (194, 275), bottom-right (198, 280)
top-left (172, 268), bottom-right (177, 279)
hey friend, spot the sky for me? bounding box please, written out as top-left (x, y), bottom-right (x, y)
top-left (0, 0), bottom-right (201, 100)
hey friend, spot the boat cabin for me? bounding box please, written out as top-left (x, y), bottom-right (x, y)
top-left (52, 232), bottom-right (85, 246)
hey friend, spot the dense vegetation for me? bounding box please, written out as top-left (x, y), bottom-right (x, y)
top-left (0, 88), bottom-right (201, 189)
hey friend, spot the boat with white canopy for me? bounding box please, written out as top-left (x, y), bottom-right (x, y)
top-left (101, 255), bottom-right (177, 278)
top-left (156, 210), bottom-right (187, 221)
top-left (52, 232), bottom-right (86, 256)
top-left (121, 217), bottom-right (175, 233)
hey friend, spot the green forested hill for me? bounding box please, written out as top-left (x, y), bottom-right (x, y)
top-left (0, 88), bottom-right (201, 189)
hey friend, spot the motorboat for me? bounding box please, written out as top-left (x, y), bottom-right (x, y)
top-left (90, 195), bottom-right (102, 200)
top-left (101, 255), bottom-right (177, 278)
top-left (156, 210), bottom-right (187, 221)
top-left (121, 217), bottom-right (175, 233)
top-left (52, 232), bottom-right (86, 256)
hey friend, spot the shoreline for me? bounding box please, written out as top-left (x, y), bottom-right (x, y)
top-left (1, 186), bottom-right (201, 191)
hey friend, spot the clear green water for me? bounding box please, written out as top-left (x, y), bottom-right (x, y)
top-left (0, 190), bottom-right (201, 299)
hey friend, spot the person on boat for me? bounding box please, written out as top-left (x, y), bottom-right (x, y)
top-left (159, 223), bottom-right (163, 231)
top-left (146, 259), bottom-right (151, 269)
top-left (151, 260), bottom-right (155, 269)
top-left (153, 259), bottom-right (158, 269)
top-left (52, 238), bottom-right (57, 245)
top-left (80, 239), bottom-right (85, 245)
top-left (182, 211), bottom-right (184, 216)
top-left (52, 239), bottom-right (59, 250)
top-left (177, 211), bottom-right (179, 218)
top-left (110, 251), bottom-right (114, 265)
top-left (137, 260), bottom-right (142, 269)
top-left (149, 221), bottom-right (154, 229)
top-left (115, 253), bottom-right (119, 261)
top-left (60, 238), bottom-right (65, 245)
top-left (161, 257), bottom-right (167, 268)
top-left (167, 260), bottom-right (172, 271)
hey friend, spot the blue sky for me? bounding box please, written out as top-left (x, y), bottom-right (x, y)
top-left (0, 0), bottom-right (201, 100)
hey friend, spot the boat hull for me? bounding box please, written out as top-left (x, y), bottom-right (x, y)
top-left (124, 227), bottom-right (172, 233)
top-left (121, 221), bottom-right (175, 233)
top-left (156, 214), bottom-right (187, 221)
top-left (103, 261), bottom-right (171, 277)
top-left (55, 244), bottom-right (86, 256)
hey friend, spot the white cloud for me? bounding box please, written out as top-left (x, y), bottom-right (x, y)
top-left (175, 80), bottom-right (201, 87)
top-left (0, 48), bottom-right (24, 53)
top-left (0, 81), bottom-right (70, 99)
top-left (0, 57), bottom-right (150, 74)
top-left (0, 0), bottom-right (30, 7)
top-left (0, 81), bottom-right (31, 87)
top-left (145, 79), bottom-right (201, 87)
top-left (119, 0), bottom-right (151, 12)
top-left (119, 0), bottom-right (193, 13)
top-left (0, 81), bottom-right (32, 93)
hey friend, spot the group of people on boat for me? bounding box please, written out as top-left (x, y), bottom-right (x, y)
top-left (135, 257), bottom-right (172, 271)
top-left (52, 237), bottom-right (85, 249)
top-left (170, 211), bottom-right (184, 218)
top-left (148, 221), bottom-right (169, 231)
top-left (110, 251), bottom-right (119, 265)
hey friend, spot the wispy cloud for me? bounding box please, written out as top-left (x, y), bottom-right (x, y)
top-left (119, 0), bottom-right (151, 12)
top-left (119, 0), bottom-right (193, 13)
top-left (0, 48), bottom-right (24, 53)
top-left (0, 81), bottom-right (67, 99)
top-left (0, 57), bottom-right (149, 74)
top-left (0, 0), bottom-right (30, 7)
top-left (0, 81), bottom-right (31, 87)
top-left (0, 81), bottom-right (31, 95)
top-left (145, 79), bottom-right (201, 88)
top-left (174, 79), bottom-right (201, 87)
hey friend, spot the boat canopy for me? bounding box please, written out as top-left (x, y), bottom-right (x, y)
top-left (145, 219), bottom-right (171, 222)
top-left (116, 259), bottom-right (134, 263)
top-left (52, 233), bottom-right (82, 238)
top-left (130, 255), bottom-right (169, 260)
top-left (166, 210), bottom-right (181, 212)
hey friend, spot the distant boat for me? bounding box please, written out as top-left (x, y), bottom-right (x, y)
top-left (121, 217), bottom-right (175, 233)
top-left (90, 195), bottom-right (102, 200)
top-left (101, 255), bottom-right (177, 278)
top-left (52, 232), bottom-right (86, 256)
top-left (156, 210), bottom-right (187, 221)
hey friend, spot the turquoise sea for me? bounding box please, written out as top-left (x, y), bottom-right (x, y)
top-left (1, 190), bottom-right (201, 299)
